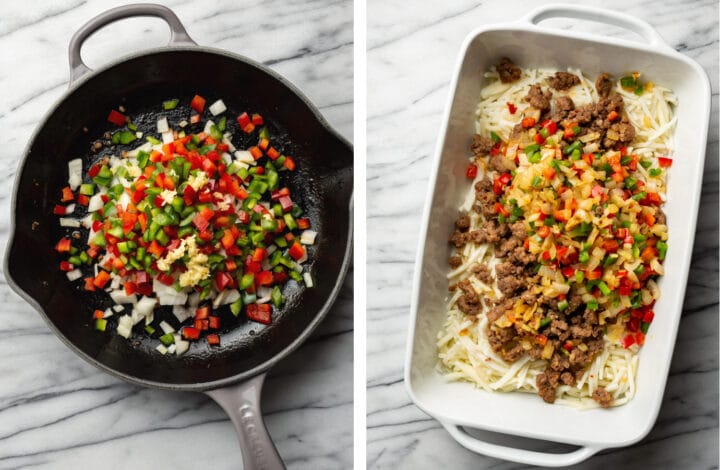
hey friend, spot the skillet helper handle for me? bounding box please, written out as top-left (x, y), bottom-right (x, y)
top-left (68, 3), bottom-right (196, 85)
top-left (522, 3), bottom-right (675, 53)
top-left (442, 423), bottom-right (600, 467)
top-left (206, 374), bottom-right (285, 470)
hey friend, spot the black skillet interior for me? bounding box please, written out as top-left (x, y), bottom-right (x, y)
top-left (7, 49), bottom-right (352, 386)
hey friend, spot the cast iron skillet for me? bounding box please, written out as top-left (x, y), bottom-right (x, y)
top-left (4, 4), bottom-right (352, 469)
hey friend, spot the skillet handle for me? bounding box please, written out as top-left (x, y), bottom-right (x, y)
top-left (206, 374), bottom-right (286, 470)
top-left (442, 422), bottom-right (601, 467)
top-left (68, 3), bottom-right (196, 85)
top-left (522, 4), bottom-right (676, 53)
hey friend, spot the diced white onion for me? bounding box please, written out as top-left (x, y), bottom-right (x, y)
top-left (68, 158), bottom-right (82, 190)
top-left (209, 99), bottom-right (227, 116)
top-left (300, 230), bottom-right (317, 245)
top-left (66, 269), bottom-right (82, 281)
top-left (110, 274), bottom-right (122, 290)
top-left (112, 304), bottom-right (125, 312)
top-left (188, 292), bottom-right (201, 309)
top-left (175, 339), bottom-right (189, 355)
top-left (173, 305), bottom-right (193, 323)
top-left (157, 117), bottom-right (169, 133)
top-left (222, 134), bottom-right (236, 152)
top-left (203, 120), bottom-right (215, 135)
top-left (103, 308), bottom-right (114, 318)
top-left (221, 152), bottom-right (233, 165)
top-left (162, 131), bottom-right (174, 144)
top-left (135, 131), bottom-right (143, 139)
top-left (87, 193), bottom-right (104, 212)
top-left (63, 204), bottom-right (76, 215)
top-left (145, 311), bottom-right (154, 326)
top-left (159, 320), bottom-right (175, 334)
top-left (153, 279), bottom-right (188, 305)
top-left (155, 344), bottom-right (168, 354)
top-left (135, 296), bottom-right (157, 317)
top-left (167, 344), bottom-right (177, 354)
top-left (234, 150), bottom-right (256, 165)
top-left (117, 315), bottom-right (133, 338)
top-left (59, 218), bottom-right (81, 228)
top-left (303, 272), bottom-right (314, 288)
top-left (178, 120), bottom-right (188, 128)
top-left (110, 290), bottom-right (137, 305)
top-left (256, 287), bottom-right (272, 304)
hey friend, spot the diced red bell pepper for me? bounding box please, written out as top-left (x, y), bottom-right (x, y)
top-left (195, 318), bottom-right (209, 330)
top-left (190, 95), bottom-right (206, 113)
top-left (192, 213), bottom-right (210, 232)
top-left (124, 282), bottom-right (137, 295)
top-left (643, 310), bottom-right (655, 323)
top-left (61, 186), bottom-right (74, 202)
top-left (195, 306), bottom-right (210, 320)
top-left (607, 110), bottom-right (619, 122)
top-left (53, 205), bottom-right (68, 215)
top-left (267, 147), bottom-right (280, 160)
top-left (585, 269), bottom-right (603, 280)
top-left (466, 164), bottom-right (478, 179)
top-left (252, 247), bottom-right (267, 263)
top-left (248, 146), bottom-right (263, 160)
top-left (536, 225), bottom-right (551, 239)
top-left (245, 260), bottom-right (262, 274)
top-left (157, 273), bottom-right (175, 286)
top-left (215, 271), bottom-right (234, 291)
top-left (635, 332), bottom-right (645, 346)
top-left (84, 277), bottom-right (96, 291)
top-left (271, 187), bottom-right (290, 201)
top-left (622, 334), bottom-right (636, 348)
top-left (59, 261), bottom-right (74, 272)
top-left (561, 267), bottom-right (575, 278)
top-left (288, 241), bottom-right (306, 261)
top-left (93, 270), bottom-right (111, 289)
top-left (220, 229), bottom-right (235, 250)
top-left (183, 326), bottom-right (201, 340)
top-left (521, 117), bottom-right (536, 128)
top-left (251, 113), bottom-right (264, 126)
top-left (147, 240), bottom-right (164, 257)
top-left (107, 109), bottom-right (127, 126)
top-left (208, 316), bottom-right (221, 330)
top-left (541, 119), bottom-right (557, 135)
top-left (198, 230), bottom-right (213, 242)
top-left (207, 333), bottom-right (220, 345)
top-left (506, 102), bottom-right (517, 114)
top-left (237, 112), bottom-right (251, 128)
top-left (279, 195), bottom-right (294, 213)
top-left (246, 303), bottom-right (272, 325)
top-left (297, 218), bottom-right (311, 230)
top-left (533, 133), bottom-right (545, 145)
top-left (55, 237), bottom-right (72, 253)
top-left (256, 270), bottom-right (273, 286)
top-left (601, 239), bottom-right (619, 253)
top-left (493, 172), bottom-right (512, 195)
top-left (562, 341), bottom-right (574, 352)
top-left (658, 157), bottom-right (673, 168)
top-left (618, 285), bottom-right (632, 296)
top-left (284, 156), bottom-right (296, 171)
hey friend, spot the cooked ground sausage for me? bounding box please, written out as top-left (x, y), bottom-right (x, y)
top-left (536, 372), bottom-right (556, 404)
top-left (449, 256), bottom-right (462, 269)
top-left (449, 231), bottom-right (468, 248)
top-left (471, 134), bottom-right (495, 156)
top-left (551, 96), bottom-right (575, 122)
top-left (592, 387), bottom-right (613, 408)
top-left (455, 213), bottom-right (471, 231)
top-left (525, 84), bottom-right (552, 112)
top-left (496, 57), bottom-right (522, 83)
top-left (547, 71), bottom-right (580, 90)
top-left (472, 263), bottom-right (493, 284)
top-left (595, 73), bottom-right (613, 98)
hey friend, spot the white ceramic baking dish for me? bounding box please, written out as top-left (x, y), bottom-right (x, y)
top-left (404, 4), bottom-right (711, 467)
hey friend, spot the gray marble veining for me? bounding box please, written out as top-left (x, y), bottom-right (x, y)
top-left (367, 0), bottom-right (718, 468)
top-left (0, 1), bottom-right (352, 469)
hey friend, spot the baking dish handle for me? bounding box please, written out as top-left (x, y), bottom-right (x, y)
top-left (443, 422), bottom-right (601, 467)
top-left (522, 4), bottom-right (675, 53)
top-left (68, 3), bottom-right (196, 86)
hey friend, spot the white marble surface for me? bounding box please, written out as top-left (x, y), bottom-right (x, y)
top-left (0, 1), bottom-right (352, 469)
top-left (367, 0), bottom-right (718, 468)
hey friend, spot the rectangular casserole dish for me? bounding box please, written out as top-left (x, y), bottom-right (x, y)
top-left (404, 4), bottom-right (711, 467)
